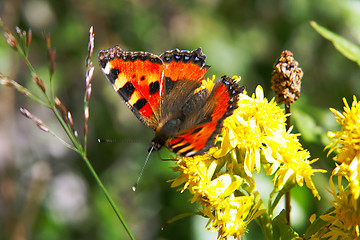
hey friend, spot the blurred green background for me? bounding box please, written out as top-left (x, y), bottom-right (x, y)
top-left (0, 0), bottom-right (359, 239)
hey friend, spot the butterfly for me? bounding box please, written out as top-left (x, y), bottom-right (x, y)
top-left (98, 46), bottom-right (244, 157)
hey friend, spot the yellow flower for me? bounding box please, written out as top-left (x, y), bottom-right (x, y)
top-left (205, 195), bottom-right (264, 240)
top-left (216, 86), bottom-right (286, 175)
top-left (311, 96), bottom-right (360, 240)
top-left (171, 79), bottom-right (323, 239)
top-left (216, 85), bottom-right (323, 195)
top-left (271, 129), bottom-right (325, 199)
top-left (194, 76), bottom-right (215, 94)
top-left (171, 153), bottom-right (263, 239)
top-left (310, 176), bottom-right (360, 239)
top-left (327, 96), bottom-right (360, 202)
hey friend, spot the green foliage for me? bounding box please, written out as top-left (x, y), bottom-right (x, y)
top-left (272, 211), bottom-right (299, 240)
top-left (311, 21), bottom-right (360, 66)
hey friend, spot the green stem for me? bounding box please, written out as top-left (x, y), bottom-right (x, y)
top-left (82, 155), bottom-right (135, 240)
top-left (0, 77), bottom-right (49, 106)
top-left (46, 128), bottom-right (79, 153)
top-left (20, 49), bottom-right (54, 106)
top-left (257, 212), bottom-right (273, 240)
top-left (270, 190), bottom-right (285, 215)
top-left (52, 108), bottom-right (83, 151)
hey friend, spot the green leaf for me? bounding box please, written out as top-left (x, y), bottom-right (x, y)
top-left (304, 216), bottom-right (328, 239)
top-left (310, 21), bottom-right (360, 66)
top-left (272, 210), bottom-right (299, 240)
top-left (304, 208), bottom-right (335, 239)
top-left (162, 212), bottom-right (202, 230)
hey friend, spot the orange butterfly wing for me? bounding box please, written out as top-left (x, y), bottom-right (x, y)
top-left (98, 46), bottom-right (163, 129)
top-left (99, 46), bottom-right (244, 157)
top-left (160, 48), bottom-right (209, 83)
top-left (167, 76), bottom-right (244, 157)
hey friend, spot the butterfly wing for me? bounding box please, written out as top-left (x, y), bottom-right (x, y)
top-left (148, 48), bottom-right (212, 152)
top-left (160, 48), bottom-right (210, 95)
top-left (98, 46), bottom-right (164, 130)
top-left (99, 47), bottom-right (243, 157)
top-left (167, 76), bottom-right (244, 157)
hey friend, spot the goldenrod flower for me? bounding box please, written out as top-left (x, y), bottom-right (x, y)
top-left (327, 96), bottom-right (360, 201)
top-left (171, 78), bottom-right (323, 239)
top-left (310, 176), bottom-right (360, 239)
top-left (271, 129), bottom-right (325, 199)
top-left (310, 96), bottom-right (360, 239)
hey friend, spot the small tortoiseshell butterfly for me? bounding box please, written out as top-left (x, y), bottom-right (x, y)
top-left (98, 46), bottom-right (244, 157)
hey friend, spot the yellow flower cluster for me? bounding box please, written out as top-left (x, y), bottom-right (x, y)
top-left (312, 96), bottom-right (360, 239)
top-left (327, 96), bottom-right (360, 202)
top-left (171, 78), bottom-right (324, 239)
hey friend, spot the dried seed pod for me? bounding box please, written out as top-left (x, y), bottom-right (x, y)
top-left (271, 50), bottom-right (303, 107)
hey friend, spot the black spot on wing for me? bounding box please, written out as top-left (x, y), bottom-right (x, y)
top-left (107, 68), bottom-right (120, 84)
top-left (118, 82), bottom-right (135, 102)
top-left (133, 98), bottom-right (147, 111)
top-left (149, 81), bottom-right (160, 95)
top-left (164, 77), bottom-right (175, 95)
top-left (192, 127), bottom-right (202, 134)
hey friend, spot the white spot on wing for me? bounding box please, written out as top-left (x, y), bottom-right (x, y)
top-left (103, 62), bottom-right (111, 74)
top-left (185, 151), bottom-right (196, 157)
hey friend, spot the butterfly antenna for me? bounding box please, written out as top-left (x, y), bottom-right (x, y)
top-left (132, 146), bottom-right (155, 191)
top-left (205, 152), bottom-right (217, 160)
top-left (97, 138), bottom-right (117, 143)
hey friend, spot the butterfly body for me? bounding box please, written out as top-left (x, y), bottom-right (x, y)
top-left (98, 46), bottom-right (244, 157)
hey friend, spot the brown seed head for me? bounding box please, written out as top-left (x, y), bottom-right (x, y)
top-left (48, 49), bottom-right (56, 76)
top-left (67, 112), bottom-right (74, 127)
top-left (271, 50), bottom-right (303, 106)
top-left (86, 84), bottom-right (92, 102)
top-left (19, 107), bottom-right (32, 119)
top-left (15, 26), bottom-right (23, 38)
top-left (43, 33), bottom-right (56, 75)
top-left (19, 107), bottom-right (44, 125)
top-left (4, 31), bottom-right (17, 50)
top-left (27, 29), bottom-right (32, 47)
top-left (88, 26), bottom-right (95, 60)
top-left (36, 123), bottom-right (49, 132)
top-left (85, 64), bottom-right (94, 88)
top-left (32, 73), bottom-right (46, 93)
top-left (54, 97), bottom-right (69, 122)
